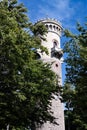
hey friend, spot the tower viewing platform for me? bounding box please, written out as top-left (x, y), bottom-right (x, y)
top-left (36, 18), bottom-right (63, 36)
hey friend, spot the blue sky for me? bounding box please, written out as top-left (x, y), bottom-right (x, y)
top-left (18, 0), bottom-right (87, 31)
top-left (18, 0), bottom-right (87, 82)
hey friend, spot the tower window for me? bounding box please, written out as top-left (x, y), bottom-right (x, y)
top-left (46, 24), bottom-right (48, 29)
top-left (53, 25), bottom-right (55, 30)
top-left (56, 27), bottom-right (58, 31)
top-left (49, 24), bottom-right (52, 30)
top-left (54, 41), bottom-right (57, 46)
top-left (36, 53), bottom-right (41, 59)
top-left (55, 64), bottom-right (58, 67)
top-left (59, 28), bottom-right (61, 31)
top-left (53, 39), bottom-right (58, 47)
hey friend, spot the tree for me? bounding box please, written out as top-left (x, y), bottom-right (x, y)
top-left (63, 20), bottom-right (87, 130)
top-left (0, 0), bottom-right (59, 129)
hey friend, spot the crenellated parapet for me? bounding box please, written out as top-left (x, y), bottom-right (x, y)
top-left (36, 18), bottom-right (63, 36)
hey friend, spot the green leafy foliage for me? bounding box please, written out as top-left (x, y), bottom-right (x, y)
top-left (0, 0), bottom-right (59, 130)
top-left (63, 19), bottom-right (87, 130)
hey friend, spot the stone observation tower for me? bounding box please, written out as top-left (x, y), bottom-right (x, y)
top-left (36, 18), bottom-right (65, 130)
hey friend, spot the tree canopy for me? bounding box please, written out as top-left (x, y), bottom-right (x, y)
top-left (0, 0), bottom-right (59, 129)
top-left (63, 20), bottom-right (87, 130)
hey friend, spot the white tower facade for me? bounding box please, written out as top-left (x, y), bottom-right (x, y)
top-left (36, 18), bottom-right (65, 130)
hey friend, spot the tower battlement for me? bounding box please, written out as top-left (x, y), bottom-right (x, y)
top-left (36, 18), bottom-right (63, 36)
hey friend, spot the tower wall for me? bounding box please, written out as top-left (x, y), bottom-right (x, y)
top-left (42, 32), bottom-right (60, 57)
top-left (36, 18), bottom-right (65, 130)
top-left (41, 30), bottom-right (62, 84)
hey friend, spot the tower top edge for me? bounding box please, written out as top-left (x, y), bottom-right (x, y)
top-left (35, 18), bottom-right (62, 28)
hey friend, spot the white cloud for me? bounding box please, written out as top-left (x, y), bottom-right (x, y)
top-left (18, 0), bottom-right (86, 31)
top-left (38, 0), bottom-right (74, 21)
